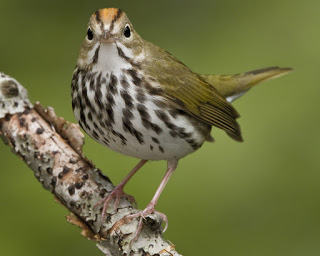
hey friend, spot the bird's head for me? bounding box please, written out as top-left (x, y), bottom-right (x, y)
top-left (77, 8), bottom-right (143, 70)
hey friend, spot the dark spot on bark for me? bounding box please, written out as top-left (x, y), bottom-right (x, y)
top-left (63, 166), bottom-right (71, 174)
top-left (68, 184), bottom-right (75, 195)
top-left (23, 108), bottom-right (31, 115)
top-left (75, 182), bottom-right (84, 189)
top-left (19, 117), bottom-right (26, 127)
top-left (99, 189), bottom-right (107, 198)
top-left (51, 176), bottom-right (57, 186)
top-left (31, 117), bottom-right (37, 122)
top-left (58, 166), bottom-right (71, 179)
top-left (80, 191), bottom-right (88, 198)
top-left (46, 167), bottom-right (52, 174)
top-left (106, 215), bottom-right (112, 223)
top-left (70, 200), bottom-right (76, 207)
top-left (1, 80), bottom-right (19, 98)
top-left (33, 151), bottom-right (40, 159)
top-left (82, 174), bottom-right (89, 180)
top-left (36, 127), bottom-right (44, 135)
top-left (69, 158), bottom-right (77, 164)
top-left (75, 167), bottom-right (84, 173)
top-left (4, 114), bottom-right (11, 122)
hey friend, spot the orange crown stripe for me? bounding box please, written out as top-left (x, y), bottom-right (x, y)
top-left (99, 8), bottom-right (121, 23)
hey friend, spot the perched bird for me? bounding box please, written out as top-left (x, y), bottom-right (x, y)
top-left (71, 8), bottom-right (291, 239)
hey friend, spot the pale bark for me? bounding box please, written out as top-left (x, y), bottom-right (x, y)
top-left (0, 72), bottom-right (181, 256)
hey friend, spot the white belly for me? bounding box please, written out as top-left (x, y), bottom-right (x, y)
top-left (72, 69), bottom-right (209, 161)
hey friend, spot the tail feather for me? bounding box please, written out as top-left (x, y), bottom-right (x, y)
top-left (200, 66), bottom-right (292, 103)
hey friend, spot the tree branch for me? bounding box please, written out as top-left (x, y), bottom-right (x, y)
top-left (0, 72), bottom-right (181, 256)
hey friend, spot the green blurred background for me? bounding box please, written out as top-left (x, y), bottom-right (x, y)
top-left (1, 0), bottom-right (319, 255)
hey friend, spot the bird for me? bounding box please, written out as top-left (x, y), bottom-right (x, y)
top-left (71, 8), bottom-right (292, 240)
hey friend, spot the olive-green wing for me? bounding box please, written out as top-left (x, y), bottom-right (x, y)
top-left (143, 46), bottom-right (242, 141)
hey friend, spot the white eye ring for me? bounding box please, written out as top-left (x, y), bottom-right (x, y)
top-left (123, 24), bottom-right (131, 38)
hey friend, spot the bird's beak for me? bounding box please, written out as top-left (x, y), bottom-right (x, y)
top-left (100, 32), bottom-right (116, 43)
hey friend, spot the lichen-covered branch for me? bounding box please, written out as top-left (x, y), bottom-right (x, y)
top-left (0, 73), bottom-right (181, 256)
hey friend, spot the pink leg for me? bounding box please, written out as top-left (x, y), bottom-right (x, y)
top-left (110, 159), bottom-right (178, 242)
top-left (94, 159), bottom-right (148, 221)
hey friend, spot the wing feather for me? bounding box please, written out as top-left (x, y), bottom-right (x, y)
top-left (142, 44), bottom-right (242, 141)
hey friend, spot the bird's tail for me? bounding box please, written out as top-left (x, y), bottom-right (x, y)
top-left (200, 66), bottom-right (292, 103)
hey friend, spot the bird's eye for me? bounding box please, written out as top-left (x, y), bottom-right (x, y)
top-left (124, 24), bottom-right (131, 38)
top-left (87, 28), bottom-right (93, 41)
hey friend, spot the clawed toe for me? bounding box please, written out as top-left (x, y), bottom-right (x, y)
top-left (109, 203), bottom-right (168, 243)
top-left (93, 160), bottom-right (148, 222)
top-left (94, 186), bottom-right (136, 221)
top-left (153, 210), bottom-right (168, 232)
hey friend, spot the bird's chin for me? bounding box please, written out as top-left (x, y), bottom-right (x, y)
top-left (100, 37), bottom-right (116, 44)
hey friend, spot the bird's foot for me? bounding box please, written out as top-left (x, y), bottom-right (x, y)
top-left (110, 201), bottom-right (168, 243)
top-left (94, 185), bottom-right (136, 221)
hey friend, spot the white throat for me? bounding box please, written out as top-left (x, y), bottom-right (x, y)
top-left (93, 43), bottom-right (131, 73)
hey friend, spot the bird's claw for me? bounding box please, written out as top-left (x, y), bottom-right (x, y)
top-left (109, 202), bottom-right (168, 243)
top-left (94, 185), bottom-right (136, 221)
